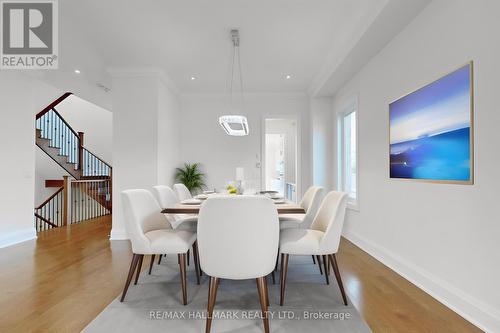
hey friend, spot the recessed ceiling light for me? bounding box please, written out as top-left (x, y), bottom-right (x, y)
top-left (74, 69), bottom-right (81, 74)
top-left (285, 74), bottom-right (292, 80)
top-left (190, 76), bottom-right (197, 81)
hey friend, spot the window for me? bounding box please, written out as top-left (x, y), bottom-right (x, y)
top-left (338, 101), bottom-right (358, 207)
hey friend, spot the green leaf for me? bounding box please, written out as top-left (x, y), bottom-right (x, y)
top-left (174, 163), bottom-right (206, 194)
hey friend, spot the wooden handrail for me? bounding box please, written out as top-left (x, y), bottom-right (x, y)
top-left (34, 213), bottom-right (58, 228)
top-left (35, 187), bottom-right (63, 209)
top-left (36, 92), bottom-right (72, 119)
top-left (43, 107), bottom-right (80, 139)
top-left (82, 147), bottom-right (113, 170)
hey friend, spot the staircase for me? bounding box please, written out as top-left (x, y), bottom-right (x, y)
top-left (34, 93), bottom-right (112, 231)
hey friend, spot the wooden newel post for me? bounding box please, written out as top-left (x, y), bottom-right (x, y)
top-left (78, 131), bottom-right (84, 171)
top-left (62, 176), bottom-right (69, 226)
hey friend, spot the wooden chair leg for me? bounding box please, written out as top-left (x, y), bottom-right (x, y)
top-left (312, 255), bottom-right (316, 264)
top-left (148, 255), bottom-right (155, 275)
top-left (194, 245), bottom-right (203, 276)
top-left (178, 253), bottom-right (188, 305)
top-left (206, 277), bottom-right (220, 333)
top-left (134, 255), bottom-right (144, 285)
top-left (120, 254), bottom-right (140, 302)
top-left (329, 254), bottom-right (348, 306)
top-left (322, 255), bottom-right (330, 285)
top-left (256, 277), bottom-right (270, 333)
top-left (327, 254), bottom-right (331, 274)
top-left (187, 249), bottom-right (190, 266)
top-left (316, 255), bottom-right (323, 275)
top-left (157, 254), bottom-right (163, 265)
top-left (280, 253), bottom-right (289, 306)
top-left (192, 242), bottom-right (201, 285)
top-left (263, 275), bottom-right (270, 306)
top-left (274, 250), bottom-right (280, 272)
top-left (271, 270), bottom-right (275, 285)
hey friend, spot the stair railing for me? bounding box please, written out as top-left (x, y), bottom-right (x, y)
top-left (34, 187), bottom-right (65, 232)
top-left (82, 148), bottom-right (112, 177)
top-left (34, 93), bottom-right (113, 233)
top-left (35, 92), bottom-right (112, 178)
top-left (36, 92), bottom-right (81, 169)
top-left (36, 109), bottom-right (80, 168)
top-left (70, 178), bottom-right (112, 223)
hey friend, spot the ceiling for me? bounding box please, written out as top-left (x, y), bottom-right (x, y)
top-left (45, 0), bottom-right (430, 99)
top-left (63, 0), bottom-right (395, 94)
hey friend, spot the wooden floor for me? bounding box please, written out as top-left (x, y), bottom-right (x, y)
top-left (0, 216), bottom-right (482, 333)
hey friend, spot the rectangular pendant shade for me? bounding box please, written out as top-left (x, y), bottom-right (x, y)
top-left (219, 115), bottom-right (249, 136)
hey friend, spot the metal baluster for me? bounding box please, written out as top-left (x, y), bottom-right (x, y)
top-left (94, 182), bottom-right (97, 219)
top-left (72, 184), bottom-right (74, 224)
top-left (85, 182), bottom-right (88, 221)
top-left (57, 116), bottom-right (60, 151)
top-left (57, 192), bottom-right (60, 226)
top-left (78, 182), bottom-right (81, 222)
top-left (51, 196), bottom-right (53, 228)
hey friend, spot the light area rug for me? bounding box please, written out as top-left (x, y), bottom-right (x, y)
top-left (83, 255), bottom-right (371, 333)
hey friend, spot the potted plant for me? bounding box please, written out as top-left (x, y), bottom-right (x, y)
top-left (174, 163), bottom-right (206, 194)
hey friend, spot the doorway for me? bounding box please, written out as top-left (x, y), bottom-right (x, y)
top-left (262, 118), bottom-right (298, 201)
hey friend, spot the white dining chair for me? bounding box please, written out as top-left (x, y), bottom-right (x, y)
top-left (197, 196), bottom-right (279, 333)
top-left (120, 189), bottom-right (200, 305)
top-left (153, 185), bottom-right (198, 267)
top-left (153, 185), bottom-right (197, 230)
top-left (279, 186), bottom-right (324, 229)
top-left (174, 183), bottom-right (193, 201)
top-left (279, 191), bottom-right (348, 306)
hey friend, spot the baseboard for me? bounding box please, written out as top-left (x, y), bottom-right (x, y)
top-left (0, 228), bottom-right (37, 248)
top-left (343, 230), bottom-right (500, 333)
top-left (109, 228), bottom-right (128, 240)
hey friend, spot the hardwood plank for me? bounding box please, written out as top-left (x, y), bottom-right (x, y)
top-left (0, 216), bottom-right (132, 333)
top-left (336, 238), bottom-right (483, 333)
top-left (0, 216), bottom-right (482, 332)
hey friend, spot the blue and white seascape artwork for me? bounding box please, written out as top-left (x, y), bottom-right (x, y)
top-left (389, 63), bottom-right (473, 182)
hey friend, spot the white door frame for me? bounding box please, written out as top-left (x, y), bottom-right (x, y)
top-left (260, 114), bottom-right (301, 201)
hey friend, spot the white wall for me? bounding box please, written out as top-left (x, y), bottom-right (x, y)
top-left (311, 97), bottom-right (334, 190)
top-left (0, 72), bottom-right (37, 248)
top-left (111, 72), bottom-right (181, 239)
top-left (34, 150), bottom-right (67, 206)
top-left (179, 93), bottom-right (311, 197)
top-left (157, 81), bottom-right (181, 186)
top-left (0, 71), bottom-right (70, 247)
top-left (330, 0), bottom-right (500, 330)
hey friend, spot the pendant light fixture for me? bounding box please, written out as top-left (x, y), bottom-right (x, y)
top-left (219, 29), bottom-right (249, 136)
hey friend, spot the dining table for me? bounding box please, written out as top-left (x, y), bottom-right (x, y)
top-left (161, 196), bottom-right (305, 215)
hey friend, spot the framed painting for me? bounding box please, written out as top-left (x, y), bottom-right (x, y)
top-left (389, 62), bottom-right (474, 184)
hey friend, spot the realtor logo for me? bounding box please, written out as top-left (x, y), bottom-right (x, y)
top-left (1, 0), bottom-right (58, 69)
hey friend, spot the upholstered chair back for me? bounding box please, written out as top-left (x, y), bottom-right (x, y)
top-left (121, 189), bottom-right (171, 254)
top-left (197, 196), bottom-right (279, 279)
top-left (174, 183), bottom-right (192, 201)
top-left (310, 191), bottom-right (348, 254)
top-left (299, 186), bottom-right (324, 228)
